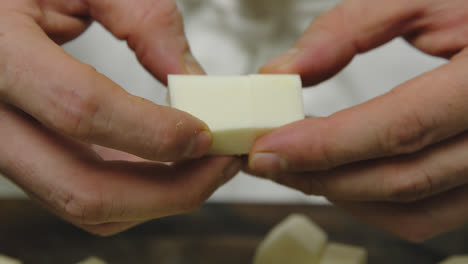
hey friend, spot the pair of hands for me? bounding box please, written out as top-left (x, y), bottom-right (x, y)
top-left (1, 0), bottom-right (467, 241)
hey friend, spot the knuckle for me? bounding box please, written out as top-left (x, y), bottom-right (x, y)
top-left (1, 52), bottom-right (18, 100)
top-left (314, 125), bottom-right (337, 170)
top-left (129, 0), bottom-right (183, 40)
top-left (381, 96), bottom-right (432, 156)
top-left (334, 4), bottom-right (368, 53)
top-left (52, 78), bottom-right (101, 140)
top-left (318, 140), bottom-right (335, 170)
top-left (130, 38), bottom-right (154, 70)
top-left (59, 187), bottom-right (106, 225)
top-left (152, 1), bottom-right (183, 28)
top-left (385, 166), bottom-right (433, 202)
top-left (150, 122), bottom-right (188, 161)
top-left (127, 1), bottom-right (187, 70)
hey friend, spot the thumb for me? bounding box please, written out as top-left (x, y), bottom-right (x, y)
top-left (260, 0), bottom-right (424, 86)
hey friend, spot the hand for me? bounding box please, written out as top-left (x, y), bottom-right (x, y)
top-left (248, 0), bottom-right (468, 242)
top-left (0, 0), bottom-right (240, 236)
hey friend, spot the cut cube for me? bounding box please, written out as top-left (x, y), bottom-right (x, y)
top-left (75, 257), bottom-right (107, 264)
top-left (318, 243), bottom-right (367, 264)
top-left (0, 255), bottom-right (21, 264)
top-left (254, 214), bottom-right (327, 264)
top-left (168, 74), bottom-right (304, 155)
top-left (439, 256), bottom-right (468, 264)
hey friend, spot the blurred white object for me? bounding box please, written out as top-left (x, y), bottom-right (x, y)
top-left (254, 214), bottom-right (327, 264)
top-left (439, 256), bottom-right (468, 264)
top-left (0, 0), bottom-right (446, 202)
top-left (75, 257), bottom-right (107, 264)
top-left (319, 243), bottom-right (367, 264)
top-left (0, 254), bottom-right (22, 264)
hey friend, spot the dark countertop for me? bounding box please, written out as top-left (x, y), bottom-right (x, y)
top-left (1, 200), bottom-right (468, 264)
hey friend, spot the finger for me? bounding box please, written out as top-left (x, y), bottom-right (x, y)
top-left (0, 103), bottom-right (241, 225)
top-left (0, 17), bottom-right (210, 161)
top-left (247, 132), bottom-right (468, 203)
top-left (259, 0), bottom-right (425, 86)
top-left (332, 184), bottom-right (468, 242)
top-left (250, 52), bottom-right (468, 173)
top-left (20, 178), bottom-right (145, 236)
top-left (88, 0), bottom-right (204, 82)
top-left (91, 145), bottom-right (147, 162)
top-left (21, 176), bottom-right (145, 236)
top-left (404, 0), bottom-right (468, 58)
top-left (29, 0), bottom-right (92, 44)
top-left (80, 221), bottom-right (144, 237)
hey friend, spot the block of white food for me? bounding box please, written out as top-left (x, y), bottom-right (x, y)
top-left (439, 256), bottom-right (468, 264)
top-left (0, 255), bottom-right (22, 264)
top-left (254, 214), bottom-right (327, 264)
top-left (75, 257), bottom-right (107, 264)
top-left (318, 243), bottom-right (367, 264)
top-left (168, 74), bottom-right (304, 155)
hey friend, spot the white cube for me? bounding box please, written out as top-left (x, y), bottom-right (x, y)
top-left (439, 256), bottom-right (468, 264)
top-left (75, 257), bottom-right (107, 264)
top-left (168, 74), bottom-right (304, 155)
top-left (318, 243), bottom-right (367, 264)
top-left (254, 214), bottom-right (328, 264)
top-left (0, 255), bottom-right (22, 264)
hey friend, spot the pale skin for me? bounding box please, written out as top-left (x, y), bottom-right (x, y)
top-left (248, 0), bottom-right (468, 242)
top-left (0, 0), bottom-right (241, 236)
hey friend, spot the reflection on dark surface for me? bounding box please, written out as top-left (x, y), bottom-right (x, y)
top-left (1, 200), bottom-right (468, 264)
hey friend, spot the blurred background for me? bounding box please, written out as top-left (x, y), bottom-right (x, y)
top-left (0, 0), bottom-right (446, 203)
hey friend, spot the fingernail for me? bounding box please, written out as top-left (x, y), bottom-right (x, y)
top-left (249, 153), bottom-right (288, 173)
top-left (261, 48), bottom-right (300, 70)
top-left (184, 52), bottom-right (204, 74)
top-left (220, 159), bottom-right (242, 185)
top-left (184, 130), bottom-right (212, 159)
